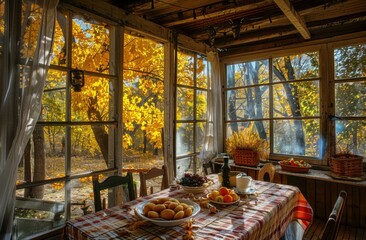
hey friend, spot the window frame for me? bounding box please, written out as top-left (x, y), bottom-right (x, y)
top-left (222, 45), bottom-right (328, 165)
top-left (175, 48), bottom-right (209, 176)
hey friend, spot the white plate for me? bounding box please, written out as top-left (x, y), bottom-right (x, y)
top-left (234, 187), bottom-right (257, 195)
top-left (135, 198), bottom-right (200, 227)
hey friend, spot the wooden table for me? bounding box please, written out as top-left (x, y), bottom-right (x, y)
top-left (65, 175), bottom-right (313, 240)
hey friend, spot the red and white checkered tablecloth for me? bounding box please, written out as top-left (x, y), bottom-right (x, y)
top-left (65, 175), bottom-right (313, 240)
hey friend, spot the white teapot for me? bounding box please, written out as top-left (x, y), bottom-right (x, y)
top-left (236, 173), bottom-right (252, 193)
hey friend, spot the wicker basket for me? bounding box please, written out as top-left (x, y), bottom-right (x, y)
top-left (330, 154), bottom-right (363, 177)
top-left (233, 149), bottom-right (259, 166)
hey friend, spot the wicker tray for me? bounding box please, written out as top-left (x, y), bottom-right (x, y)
top-left (233, 149), bottom-right (259, 167)
top-left (330, 155), bottom-right (363, 177)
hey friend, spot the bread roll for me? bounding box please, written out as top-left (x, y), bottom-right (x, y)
top-left (174, 204), bottom-right (184, 212)
top-left (160, 209), bottom-right (175, 220)
top-left (173, 210), bottom-right (185, 220)
top-left (153, 204), bottom-right (166, 212)
top-left (147, 211), bottom-right (159, 218)
top-left (184, 207), bottom-right (192, 217)
top-left (168, 202), bottom-right (179, 210)
top-left (143, 203), bottom-right (156, 215)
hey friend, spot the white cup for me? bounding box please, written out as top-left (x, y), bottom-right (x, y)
top-left (236, 173), bottom-right (252, 192)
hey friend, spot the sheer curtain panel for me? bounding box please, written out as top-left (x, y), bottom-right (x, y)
top-left (0, 0), bottom-right (58, 238)
top-left (199, 51), bottom-right (223, 169)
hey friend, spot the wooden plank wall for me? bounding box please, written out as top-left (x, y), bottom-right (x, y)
top-left (214, 164), bottom-right (366, 228)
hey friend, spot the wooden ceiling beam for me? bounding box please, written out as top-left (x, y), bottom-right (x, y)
top-left (161, 0), bottom-right (273, 27)
top-left (273, 0), bottom-right (311, 39)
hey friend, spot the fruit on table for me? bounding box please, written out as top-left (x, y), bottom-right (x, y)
top-left (208, 187), bottom-right (239, 203)
top-left (177, 172), bottom-right (212, 187)
top-left (280, 158), bottom-right (311, 167)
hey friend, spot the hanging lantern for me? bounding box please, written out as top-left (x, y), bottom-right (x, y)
top-left (70, 69), bottom-right (84, 92)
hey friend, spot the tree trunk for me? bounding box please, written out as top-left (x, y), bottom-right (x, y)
top-left (31, 124), bottom-right (45, 199)
top-left (227, 65), bottom-right (238, 133)
top-left (23, 140), bottom-right (31, 197)
top-left (87, 96), bottom-right (109, 165)
top-left (273, 57), bottom-right (305, 155)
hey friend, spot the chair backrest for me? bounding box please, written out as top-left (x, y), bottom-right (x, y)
top-left (203, 161), bottom-right (214, 175)
top-left (257, 163), bottom-right (275, 182)
top-left (92, 172), bottom-right (136, 212)
top-left (320, 190), bottom-right (347, 240)
top-left (139, 165), bottom-right (169, 197)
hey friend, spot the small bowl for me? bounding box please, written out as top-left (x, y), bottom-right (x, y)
top-left (180, 184), bottom-right (210, 193)
top-left (218, 171), bottom-right (243, 187)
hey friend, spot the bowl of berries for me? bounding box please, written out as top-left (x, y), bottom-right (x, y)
top-left (279, 158), bottom-right (311, 173)
top-left (176, 173), bottom-right (213, 193)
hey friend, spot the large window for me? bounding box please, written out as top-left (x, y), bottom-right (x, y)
top-left (176, 49), bottom-right (209, 177)
top-left (16, 8), bottom-right (117, 237)
top-left (333, 43), bottom-right (366, 157)
top-left (226, 52), bottom-right (320, 159)
top-left (225, 43), bottom-right (366, 163)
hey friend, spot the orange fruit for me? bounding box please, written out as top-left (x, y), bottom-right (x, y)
top-left (219, 187), bottom-right (230, 196)
top-left (230, 192), bottom-right (239, 201)
top-left (223, 194), bottom-right (233, 203)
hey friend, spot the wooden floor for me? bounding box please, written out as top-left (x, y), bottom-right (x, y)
top-left (303, 218), bottom-right (366, 240)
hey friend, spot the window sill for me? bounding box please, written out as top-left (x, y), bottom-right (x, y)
top-left (213, 159), bottom-right (366, 187)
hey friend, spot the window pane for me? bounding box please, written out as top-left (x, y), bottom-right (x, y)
top-left (335, 82), bottom-right (366, 117)
top-left (336, 120), bottom-right (366, 158)
top-left (334, 44), bottom-right (366, 79)
top-left (273, 119), bottom-right (320, 157)
top-left (176, 156), bottom-right (193, 178)
top-left (42, 70), bottom-right (66, 121)
top-left (123, 33), bottom-right (165, 163)
top-left (177, 87), bottom-right (194, 120)
top-left (72, 16), bottom-right (110, 74)
top-left (195, 122), bottom-right (206, 152)
top-left (177, 51), bottom-right (194, 86)
top-left (71, 76), bottom-right (113, 121)
top-left (226, 86), bottom-right (269, 120)
top-left (197, 55), bottom-right (208, 88)
top-left (273, 81), bottom-right (319, 118)
top-left (196, 90), bottom-right (207, 120)
top-left (51, 12), bottom-right (67, 66)
top-left (227, 60), bottom-right (269, 88)
top-left (70, 178), bottom-right (94, 218)
top-left (273, 52), bottom-right (319, 82)
top-left (176, 123), bottom-right (194, 155)
top-left (226, 121), bottom-right (269, 142)
top-left (70, 125), bottom-right (110, 174)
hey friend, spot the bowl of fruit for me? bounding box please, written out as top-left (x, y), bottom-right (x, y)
top-left (176, 173), bottom-right (213, 193)
top-left (279, 158), bottom-right (311, 173)
top-left (207, 187), bottom-right (240, 205)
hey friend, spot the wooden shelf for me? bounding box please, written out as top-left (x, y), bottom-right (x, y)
top-left (213, 159), bottom-right (366, 187)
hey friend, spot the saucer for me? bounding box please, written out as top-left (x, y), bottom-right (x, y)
top-left (234, 187), bottom-right (256, 195)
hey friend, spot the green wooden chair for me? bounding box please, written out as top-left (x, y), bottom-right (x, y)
top-left (92, 172), bottom-right (136, 212)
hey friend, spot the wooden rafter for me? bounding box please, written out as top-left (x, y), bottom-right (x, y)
top-left (273, 0), bottom-right (311, 39)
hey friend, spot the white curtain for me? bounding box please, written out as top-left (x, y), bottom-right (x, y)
top-left (198, 51), bottom-right (223, 170)
top-left (0, 0), bottom-right (58, 238)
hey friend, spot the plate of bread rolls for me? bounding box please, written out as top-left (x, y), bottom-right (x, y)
top-left (134, 197), bottom-right (200, 227)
